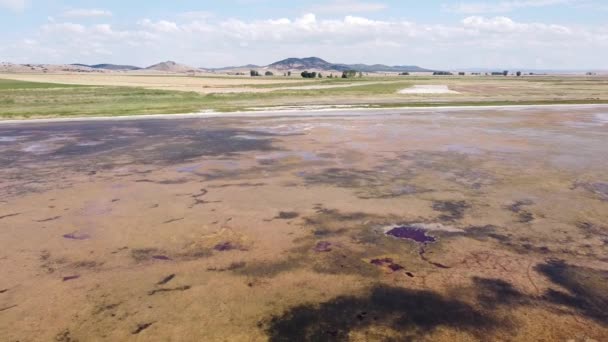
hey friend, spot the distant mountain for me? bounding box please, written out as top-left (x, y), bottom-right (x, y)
top-left (268, 57), bottom-right (342, 71)
top-left (145, 61), bottom-right (199, 73)
top-left (72, 63), bottom-right (141, 71)
top-left (336, 63), bottom-right (434, 73)
top-left (206, 64), bottom-right (261, 71)
top-left (215, 57), bottom-right (434, 73)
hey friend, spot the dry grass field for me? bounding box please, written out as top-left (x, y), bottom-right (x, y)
top-left (1, 72), bottom-right (608, 119)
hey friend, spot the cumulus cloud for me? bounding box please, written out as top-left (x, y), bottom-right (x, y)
top-left (5, 13), bottom-right (607, 69)
top-left (63, 9), bottom-right (113, 18)
top-left (138, 19), bottom-right (180, 33)
top-left (310, 0), bottom-right (388, 13)
top-left (444, 0), bottom-right (574, 14)
top-left (0, 0), bottom-right (27, 12)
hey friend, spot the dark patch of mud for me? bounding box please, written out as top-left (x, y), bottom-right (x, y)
top-left (55, 329), bottom-right (77, 342)
top-left (454, 225), bottom-right (557, 256)
top-left (148, 286), bottom-right (191, 296)
top-left (536, 259), bottom-right (608, 324)
top-left (238, 207), bottom-right (451, 279)
top-left (300, 166), bottom-right (425, 199)
top-left (264, 285), bottom-right (498, 341)
top-left (576, 221), bottom-right (608, 239)
top-left (208, 261), bottom-right (247, 272)
top-left (162, 218), bottom-right (184, 224)
top-left (0, 304), bottom-right (18, 313)
top-left (234, 257), bottom-right (303, 278)
top-left (432, 200), bottom-right (470, 221)
top-left (275, 212), bottom-right (299, 220)
top-left (313, 241), bottom-right (332, 253)
top-left (157, 274), bottom-right (176, 285)
top-left (385, 226), bottom-right (437, 243)
top-left (0, 213), bottom-right (20, 220)
top-left (505, 199), bottom-right (535, 223)
top-left (131, 248), bottom-right (166, 262)
top-left (62, 232), bottom-right (91, 240)
top-left (62, 275), bottom-right (81, 282)
top-left (36, 216), bottom-right (61, 222)
top-left (0, 121), bottom-right (280, 198)
top-left (573, 181), bottom-right (608, 201)
top-left (473, 277), bottom-right (529, 309)
top-left (132, 322), bottom-right (155, 335)
top-left (131, 247), bottom-right (212, 263)
top-left (213, 241), bottom-right (247, 252)
top-left (301, 168), bottom-right (381, 189)
top-left (370, 258), bottom-right (405, 273)
top-left (210, 182), bottom-right (266, 188)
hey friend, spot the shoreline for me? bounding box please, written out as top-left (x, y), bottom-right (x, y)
top-left (1, 103), bottom-right (607, 125)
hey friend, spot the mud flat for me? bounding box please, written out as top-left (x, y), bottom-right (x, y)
top-left (0, 106), bottom-right (607, 341)
top-left (398, 84), bottom-right (461, 94)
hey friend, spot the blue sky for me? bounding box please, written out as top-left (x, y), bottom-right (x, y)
top-left (1, 0), bottom-right (607, 69)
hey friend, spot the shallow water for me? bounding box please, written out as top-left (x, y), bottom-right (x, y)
top-left (0, 107), bottom-right (607, 341)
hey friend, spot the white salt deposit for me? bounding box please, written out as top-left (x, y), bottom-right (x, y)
top-left (398, 85), bottom-right (460, 94)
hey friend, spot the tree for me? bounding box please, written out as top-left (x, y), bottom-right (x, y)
top-left (265, 71), bottom-right (274, 76)
top-left (503, 70), bottom-right (509, 76)
top-left (516, 71), bottom-right (522, 77)
top-left (250, 70), bottom-right (260, 77)
top-left (288, 71), bottom-right (292, 76)
top-left (300, 71), bottom-right (318, 78)
top-left (342, 70), bottom-right (358, 78)
top-left (318, 73), bottom-right (323, 78)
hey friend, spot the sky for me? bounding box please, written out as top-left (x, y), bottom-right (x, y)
top-left (0, 0), bottom-right (607, 69)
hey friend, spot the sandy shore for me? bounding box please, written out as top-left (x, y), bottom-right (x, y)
top-left (1, 103), bottom-right (608, 125)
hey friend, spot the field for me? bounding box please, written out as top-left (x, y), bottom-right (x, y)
top-left (1, 73), bottom-right (608, 119)
top-left (1, 106), bottom-right (607, 340)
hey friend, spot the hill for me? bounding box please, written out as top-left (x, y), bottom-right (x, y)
top-left (72, 63), bottom-right (141, 71)
top-left (145, 61), bottom-right (199, 73)
top-left (218, 57), bottom-right (434, 73)
top-left (267, 57), bottom-right (344, 71)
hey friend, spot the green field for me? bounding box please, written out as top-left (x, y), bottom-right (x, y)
top-left (1, 76), bottom-right (608, 119)
top-left (0, 79), bottom-right (216, 118)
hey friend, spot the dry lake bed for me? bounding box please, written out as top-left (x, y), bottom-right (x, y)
top-left (0, 106), bottom-right (607, 341)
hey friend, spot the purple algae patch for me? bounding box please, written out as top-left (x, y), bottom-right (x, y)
top-left (152, 255), bottom-right (172, 261)
top-left (62, 275), bottom-right (81, 282)
top-left (62, 232), bottom-right (91, 240)
top-left (370, 258), bottom-right (393, 266)
top-left (314, 241), bottom-right (333, 253)
top-left (385, 226), bottom-right (436, 243)
top-left (214, 242), bottom-right (235, 252)
top-left (388, 263), bottom-right (405, 272)
top-left (369, 258), bottom-right (405, 273)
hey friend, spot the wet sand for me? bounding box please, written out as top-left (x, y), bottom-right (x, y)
top-left (0, 107), bottom-right (607, 341)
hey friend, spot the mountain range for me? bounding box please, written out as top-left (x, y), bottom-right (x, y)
top-left (72, 63), bottom-right (141, 71)
top-left (71, 57), bottom-right (433, 73)
top-left (265, 57), bottom-right (434, 73)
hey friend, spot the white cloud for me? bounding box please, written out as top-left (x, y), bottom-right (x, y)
top-left (63, 9), bottom-right (113, 18)
top-left (138, 19), bottom-right (180, 33)
top-left (310, 0), bottom-right (387, 14)
top-left (0, 0), bottom-right (27, 12)
top-left (5, 13), bottom-right (607, 69)
top-left (444, 0), bottom-right (574, 14)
